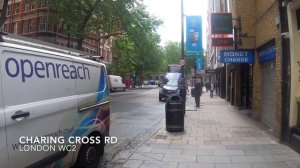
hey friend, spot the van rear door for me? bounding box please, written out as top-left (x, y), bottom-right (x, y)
top-left (0, 57), bottom-right (9, 168)
top-left (1, 48), bottom-right (76, 167)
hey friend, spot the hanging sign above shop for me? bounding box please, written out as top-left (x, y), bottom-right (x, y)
top-left (205, 69), bottom-right (216, 74)
top-left (258, 40), bottom-right (276, 62)
top-left (212, 38), bottom-right (233, 47)
top-left (220, 49), bottom-right (254, 64)
top-left (211, 13), bottom-right (233, 34)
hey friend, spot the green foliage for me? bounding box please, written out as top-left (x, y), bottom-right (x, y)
top-left (163, 41), bottom-right (181, 65)
top-left (48, 0), bottom-right (138, 49)
top-left (110, 36), bottom-right (135, 77)
top-left (107, 2), bottom-right (164, 80)
top-left (48, 0), bottom-right (165, 79)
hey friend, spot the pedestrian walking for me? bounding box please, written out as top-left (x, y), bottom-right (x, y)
top-left (210, 82), bottom-right (214, 98)
top-left (205, 82), bottom-right (210, 92)
top-left (194, 80), bottom-right (203, 108)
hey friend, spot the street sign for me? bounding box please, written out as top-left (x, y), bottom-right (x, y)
top-left (212, 38), bottom-right (233, 47)
top-left (205, 69), bottom-right (216, 74)
top-left (211, 13), bottom-right (233, 34)
top-left (196, 70), bottom-right (205, 74)
top-left (258, 40), bottom-right (276, 62)
top-left (220, 49), bottom-right (254, 64)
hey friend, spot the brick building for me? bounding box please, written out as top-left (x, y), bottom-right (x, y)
top-left (1, 0), bottom-right (113, 64)
top-left (208, 0), bottom-right (283, 139)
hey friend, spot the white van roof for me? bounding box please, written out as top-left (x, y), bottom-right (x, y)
top-left (0, 32), bottom-right (105, 67)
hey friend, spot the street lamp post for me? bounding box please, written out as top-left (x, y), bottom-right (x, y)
top-left (181, 0), bottom-right (184, 77)
top-left (180, 0), bottom-right (186, 114)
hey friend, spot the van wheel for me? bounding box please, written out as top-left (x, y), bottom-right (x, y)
top-left (75, 137), bottom-right (103, 168)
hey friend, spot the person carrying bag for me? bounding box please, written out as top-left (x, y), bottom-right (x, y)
top-left (194, 80), bottom-right (203, 108)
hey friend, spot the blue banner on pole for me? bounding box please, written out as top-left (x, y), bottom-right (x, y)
top-left (220, 50), bottom-right (254, 64)
top-left (186, 16), bottom-right (202, 56)
top-left (196, 56), bottom-right (203, 70)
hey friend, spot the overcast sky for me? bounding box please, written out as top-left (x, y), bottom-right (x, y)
top-left (142, 0), bottom-right (208, 48)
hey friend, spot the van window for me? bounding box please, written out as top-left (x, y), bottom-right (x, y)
top-left (1, 50), bottom-right (76, 106)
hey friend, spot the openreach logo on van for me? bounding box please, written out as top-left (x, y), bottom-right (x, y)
top-left (17, 136), bottom-right (118, 152)
top-left (5, 58), bottom-right (91, 82)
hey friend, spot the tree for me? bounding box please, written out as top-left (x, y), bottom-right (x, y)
top-left (110, 36), bottom-right (135, 77)
top-left (109, 2), bottom-right (163, 83)
top-left (0, 0), bottom-right (9, 27)
top-left (163, 41), bottom-right (181, 65)
top-left (49, 0), bottom-right (148, 50)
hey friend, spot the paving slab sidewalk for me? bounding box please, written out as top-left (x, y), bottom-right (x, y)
top-left (107, 91), bottom-right (300, 168)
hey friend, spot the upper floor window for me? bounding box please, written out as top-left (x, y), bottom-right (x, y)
top-left (7, 5), bottom-right (10, 15)
top-left (29, 19), bottom-right (34, 32)
top-left (25, 3), bottom-right (30, 12)
top-left (13, 22), bottom-right (18, 34)
top-left (39, 17), bottom-right (46, 31)
top-left (31, 3), bottom-right (35, 10)
top-left (40, 0), bottom-right (48, 8)
top-left (15, 3), bottom-right (19, 14)
top-left (22, 20), bottom-right (28, 33)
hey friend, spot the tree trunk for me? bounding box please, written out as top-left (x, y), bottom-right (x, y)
top-left (0, 0), bottom-right (9, 27)
top-left (76, 37), bottom-right (84, 51)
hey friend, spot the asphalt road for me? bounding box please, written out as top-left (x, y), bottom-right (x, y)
top-left (110, 88), bottom-right (164, 139)
top-left (100, 87), bottom-right (166, 167)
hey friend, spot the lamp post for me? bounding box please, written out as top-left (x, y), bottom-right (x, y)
top-left (181, 0), bottom-right (184, 77)
top-left (180, 0), bottom-right (186, 114)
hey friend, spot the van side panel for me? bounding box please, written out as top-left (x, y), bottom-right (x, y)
top-left (73, 62), bottom-right (110, 138)
top-left (0, 50), bottom-right (9, 168)
top-left (1, 49), bottom-right (76, 167)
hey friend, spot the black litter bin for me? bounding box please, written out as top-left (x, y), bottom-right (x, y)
top-left (165, 95), bottom-right (184, 132)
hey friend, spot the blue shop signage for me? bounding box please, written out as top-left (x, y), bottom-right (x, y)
top-left (220, 49), bottom-right (254, 64)
top-left (258, 41), bottom-right (276, 62)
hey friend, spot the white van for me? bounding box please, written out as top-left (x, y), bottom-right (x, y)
top-left (0, 34), bottom-right (110, 168)
top-left (108, 75), bottom-right (126, 92)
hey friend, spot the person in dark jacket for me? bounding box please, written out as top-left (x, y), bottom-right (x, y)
top-left (194, 80), bottom-right (203, 108)
top-left (205, 82), bottom-right (210, 92)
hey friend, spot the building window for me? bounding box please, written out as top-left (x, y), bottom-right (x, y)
top-left (7, 5), bottom-right (10, 15)
top-left (25, 3), bottom-right (30, 12)
top-left (31, 2), bottom-right (35, 10)
top-left (297, 8), bottom-right (300, 30)
top-left (13, 22), bottom-right (18, 34)
top-left (40, 0), bottom-right (48, 8)
top-left (29, 19), bottom-right (34, 32)
top-left (15, 3), bottom-right (19, 14)
top-left (39, 17), bottom-right (46, 31)
top-left (22, 20), bottom-right (27, 33)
